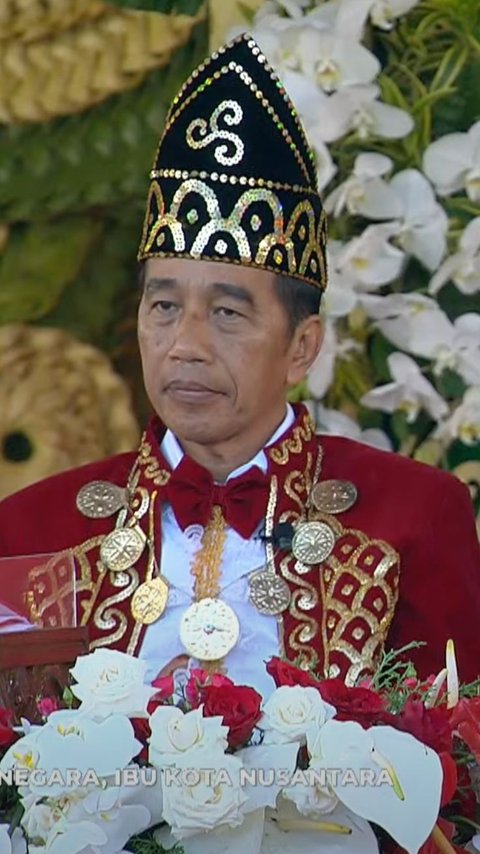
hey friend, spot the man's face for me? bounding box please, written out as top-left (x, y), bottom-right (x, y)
top-left (138, 257), bottom-right (322, 447)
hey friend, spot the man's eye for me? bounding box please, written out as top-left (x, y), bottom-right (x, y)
top-left (215, 306), bottom-right (241, 318)
top-left (153, 300), bottom-right (177, 312)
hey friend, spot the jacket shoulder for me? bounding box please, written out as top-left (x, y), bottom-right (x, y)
top-left (318, 433), bottom-right (466, 501)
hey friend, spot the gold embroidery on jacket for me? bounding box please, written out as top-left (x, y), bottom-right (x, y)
top-left (268, 414), bottom-right (314, 465)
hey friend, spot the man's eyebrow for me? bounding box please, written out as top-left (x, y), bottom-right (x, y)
top-left (211, 282), bottom-right (255, 307)
top-left (144, 277), bottom-right (178, 294)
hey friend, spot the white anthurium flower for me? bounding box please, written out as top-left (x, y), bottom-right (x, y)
top-left (336, 223), bottom-right (405, 290)
top-left (148, 705), bottom-right (228, 767)
top-left (309, 84), bottom-right (414, 143)
top-left (259, 686), bottom-right (336, 745)
top-left (423, 121), bottom-right (480, 200)
top-left (155, 808), bottom-right (266, 854)
top-left (260, 799), bottom-right (380, 854)
top-left (22, 784), bottom-right (152, 854)
top-left (237, 743), bottom-right (300, 811)
top-left (313, 719), bottom-right (442, 854)
top-left (435, 386), bottom-right (480, 446)
top-left (28, 710), bottom-right (141, 798)
top-left (69, 648), bottom-right (157, 720)
top-left (310, 402), bottom-right (393, 452)
top-left (0, 826), bottom-right (26, 854)
top-left (161, 752), bottom-right (248, 840)
top-left (297, 28), bottom-right (380, 93)
top-left (389, 169), bottom-right (448, 270)
top-left (429, 217), bottom-right (480, 295)
top-left (325, 152), bottom-right (401, 220)
top-left (361, 352), bottom-right (449, 423)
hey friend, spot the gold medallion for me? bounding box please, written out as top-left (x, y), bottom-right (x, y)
top-left (76, 481), bottom-right (127, 519)
top-left (310, 479), bottom-right (358, 514)
top-left (131, 577), bottom-right (169, 624)
top-left (100, 526), bottom-right (146, 573)
top-left (249, 570), bottom-right (291, 615)
top-left (291, 521), bottom-right (335, 565)
top-left (179, 598), bottom-right (240, 661)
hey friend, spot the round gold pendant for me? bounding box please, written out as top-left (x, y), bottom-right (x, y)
top-left (310, 479), bottom-right (358, 514)
top-left (100, 527), bottom-right (146, 573)
top-left (249, 570), bottom-right (291, 615)
top-left (131, 577), bottom-right (169, 624)
top-left (291, 521), bottom-right (335, 565)
top-left (179, 598), bottom-right (240, 661)
top-left (76, 481), bottom-right (127, 519)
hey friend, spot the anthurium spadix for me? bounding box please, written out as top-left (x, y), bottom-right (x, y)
top-left (309, 719), bottom-right (442, 853)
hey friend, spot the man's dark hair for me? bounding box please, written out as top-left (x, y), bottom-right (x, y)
top-left (138, 261), bottom-right (322, 333)
top-left (274, 274), bottom-right (322, 335)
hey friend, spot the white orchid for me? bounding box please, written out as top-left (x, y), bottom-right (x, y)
top-left (423, 120), bottom-right (480, 200)
top-left (435, 387), bottom-right (480, 446)
top-left (309, 84), bottom-right (414, 143)
top-left (307, 320), bottom-right (359, 399)
top-left (389, 169), bottom-right (448, 270)
top-left (325, 153), bottom-right (401, 219)
top-left (429, 217), bottom-right (480, 295)
top-left (310, 402), bottom-right (393, 451)
top-left (297, 28), bottom-right (380, 93)
top-left (332, 0), bottom-right (419, 40)
top-left (368, 0), bottom-right (420, 30)
top-left (361, 352), bottom-right (449, 422)
top-left (335, 223), bottom-right (405, 289)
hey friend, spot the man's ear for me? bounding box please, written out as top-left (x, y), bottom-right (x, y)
top-left (286, 314), bottom-right (325, 388)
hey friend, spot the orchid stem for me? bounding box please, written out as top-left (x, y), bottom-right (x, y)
top-left (431, 823), bottom-right (456, 854)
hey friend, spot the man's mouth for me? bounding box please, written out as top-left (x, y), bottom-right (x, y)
top-left (165, 381), bottom-right (222, 401)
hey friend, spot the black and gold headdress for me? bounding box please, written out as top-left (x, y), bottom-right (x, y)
top-left (138, 33), bottom-right (327, 291)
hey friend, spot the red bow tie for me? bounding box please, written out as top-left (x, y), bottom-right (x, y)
top-left (165, 455), bottom-right (269, 539)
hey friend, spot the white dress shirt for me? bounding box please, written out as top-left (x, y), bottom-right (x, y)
top-left (139, 405), bottom-right (295, 698)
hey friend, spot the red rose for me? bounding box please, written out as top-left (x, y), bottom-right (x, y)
top-left (0, 707), bottom-right (17, 748)
top-left (185, 669), bottom-right (234, 708)
top-left (201, 684), bottom-right (262, 748)
top-left (453, 762), bottom-right (477, 820)
top-left (439, 751), bottom-right (457, 806)
top-left (317, 678), bottom-right (388, 728)
top-left (131, 717), bottom-right (150, 762)
top-left (388, 699), bottom-right (453, 753)
top-left (266, 658), bottom-right (320, 690)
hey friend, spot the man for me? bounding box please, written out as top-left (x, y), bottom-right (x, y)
top-left (0, 34), bottom-right (479, 697)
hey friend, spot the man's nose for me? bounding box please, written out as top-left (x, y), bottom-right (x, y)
top-left (168, 312), bottom-right (214, 362)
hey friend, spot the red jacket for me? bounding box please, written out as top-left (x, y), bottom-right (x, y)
top-left (0, 405), bottom-right (478, 683)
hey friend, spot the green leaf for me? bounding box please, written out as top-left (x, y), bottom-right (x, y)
top-left (0, 218), bottom-right (100, 324)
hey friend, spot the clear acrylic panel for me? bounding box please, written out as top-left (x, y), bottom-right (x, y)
top-left (0, 552), bottom-right (77, 632)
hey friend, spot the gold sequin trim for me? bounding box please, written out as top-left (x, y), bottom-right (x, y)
top-left (269, 413), bottom-right (315, 465)
top-left (137, 432), bottom-right (170, 486)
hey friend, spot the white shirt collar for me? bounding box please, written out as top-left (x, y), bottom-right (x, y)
top-left (161, 404), bottom-right (295, 482)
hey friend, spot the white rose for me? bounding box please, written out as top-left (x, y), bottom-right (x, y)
top-left (149, 706), bottom-right (228, 767)
top-left (70, 649), bottom-right (156, 719)
top-left (161, 753), bottom-right (248, 839)
top-left (259, 687), bottom-right (336, 745)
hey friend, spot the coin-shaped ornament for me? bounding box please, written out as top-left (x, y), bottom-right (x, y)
top-left (249, 570), bottom-right (291, 615)
top-left (310, 479), bottom-right (358, 514)
top-left (76, 481), bottom-right (127, 519)
top-left (179, 598), bottom-right (240, 661)
top-left (131, 577), bottom-right (169, 624)
top-left (291, 521), bottom-right (335, 565)
top-left (100, 527), bottom-right (146, 573)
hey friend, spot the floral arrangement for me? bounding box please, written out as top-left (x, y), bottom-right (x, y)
top-left (239, 0), bottom-right (480, 475)
top-left (1, 643), bottom-right (480, 854)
